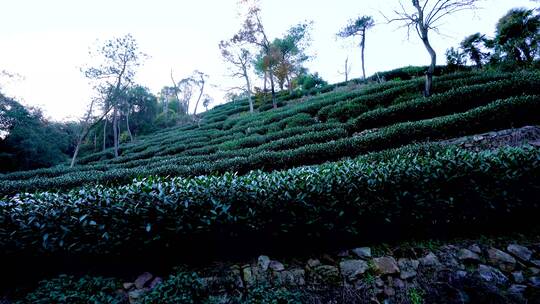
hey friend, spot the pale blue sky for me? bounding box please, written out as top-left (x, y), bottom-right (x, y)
top-left (0, 0), bottom-right (537, 120)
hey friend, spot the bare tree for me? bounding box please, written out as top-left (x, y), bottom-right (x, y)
top-left (122, 95), bottom-right (134, 142)
top-left (338, 57), bottom-right (352, 82)
top-left (170, 73), bottom-right (190, 116)
top-left (170, 70), bottom-right (208, 117)
top-left (386, 0), bottom-right (479, 96)
top-left (219, 39), bottom-right (255, 112)
top-left (169, 70), bottom-right (184, 115)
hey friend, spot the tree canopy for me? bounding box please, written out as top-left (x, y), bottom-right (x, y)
top-left (0, 93), bottom-right (77, 172)
top-left (494, 8), bottom-right (540, 63)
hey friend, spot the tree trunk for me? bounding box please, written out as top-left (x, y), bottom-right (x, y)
top-left (112, 106), bottom-right (119, 157)
top-left (421, 35), bottom-right (437, 97)
top-left (70, 138), bottom-right (83, 168)
top-left (102, 119), bottom-right (107, 151)
top-left (193, 79), bottom-right (205, 116)
top-left (344, 58), bottom-right (349, 82)
top-left (361, 29), bottom-right (367, 81)
top-left (413, 0), bottom-right (436, 97)
top-left (263, 71), bottom-right (268, 92)
top-left (164, 97), bottom-right (169, 120)
top-left (269, 70), bottom-right (277, 109)
top-left (244, 69), bottom-right (254, 113)
top-left (125, 100), bottom-right (133, 142)
top-left (521, 43), bottom-right (533, 63)
top-left (286, 74), bottom-right (292, 93)
top-left (185, 98), bottom-right (191, 116)
top-left (71, 105), bottom-right (114, 167)
top-left (472, 51), bottom-right (482, 68)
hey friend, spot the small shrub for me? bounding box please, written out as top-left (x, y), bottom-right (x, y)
top-left (281, 113), bottom-right (315, 129)
top-left (16, 275), bottom-right (124, 304)
top-left (1, 145), bottom-right (539, 256)
top-left (244, 284), bottom-right (304, 304)
top-left (408, 287), bottom-right (425, 304)
top-left (142, 268), bottom-right (207, 304)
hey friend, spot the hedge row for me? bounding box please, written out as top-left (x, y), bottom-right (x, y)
top-left (320, 71), bottom-right (515, 122)
top-left (71, 71), bottom-right (508, 167)
top-left (4, 92), bottom-right (540, 185)
top-left (1, 145), bottom-right (538, 255)
top-left (0, 72), bottom-right (520, 183)
top-left (222, 74), bottom-right (422, 131)
top-left (368, 65), bottom-right (470, 81)
top-left (16, 271), bottom-right (302, 304)
top-left (2, 123), bottom-right (344, 183)
top-left (348, 75), bottom-right (540, 133)
top-left (115, 93), bottom-right (540, 176)
top-left (226, 73), bottom-right (501, 137)
top-left (1, 94), bottom-right (538, 196)
top-left (226, 71), bottom-right (497, 133)
top-left (317, 82), bottom-right (422, 122)
top-left (83, 124), bottom-right (339, 172)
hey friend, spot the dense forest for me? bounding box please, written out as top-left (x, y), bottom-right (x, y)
top-left (1, 0), bottom-right (540, 303)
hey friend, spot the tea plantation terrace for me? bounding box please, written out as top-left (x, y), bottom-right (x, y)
top-left (1, 70), bottom-right (539, 196)
top-left (0, 69), bottom-right (539, 258)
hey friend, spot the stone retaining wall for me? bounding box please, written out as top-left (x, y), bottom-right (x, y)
top-left (125, 239), bottom-right (540, 303)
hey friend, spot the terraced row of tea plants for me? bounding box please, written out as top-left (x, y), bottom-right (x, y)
top-left (1, 70), bottom-right (539, 197)
top-left (1, 144), bottom-right (538, 256)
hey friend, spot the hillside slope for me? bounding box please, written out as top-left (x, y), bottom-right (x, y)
top-left (2, 68), bottom-right (540, 303)
top-left (1, 70), bottom-right (539, 195)
top-left (1, 68), bottom-right (539, 254)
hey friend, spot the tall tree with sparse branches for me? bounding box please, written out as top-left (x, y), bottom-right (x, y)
top-left (338, 57), bottom-right (352, 82)
top-left (191, 70), bottom-right (208, 116)
top-left (234, 1), bottom-right (279, 108)
top-left (219, 39), bottom-right (255, 112)
top-left (81, 34), bottom-right (146, 160)
top-left (337, 16), bottom-right (374, 81)
top-left (170, 70), bottom-right (208, 117)
top-left (386, 0), bottom-right (479, 96)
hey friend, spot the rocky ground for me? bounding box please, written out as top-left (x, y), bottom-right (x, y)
top-left (354, 126), bottom-right (540, 151)
top-left (117, 237), bottom-right (540, 304)
top-left (439, 125), bottom-right (540, 151)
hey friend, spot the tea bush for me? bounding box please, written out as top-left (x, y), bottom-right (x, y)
top-left (1, 94), bottom-right (538, 195)
top-left (15, 275), bottom-right (124, 304)
top-left (1, 146), bottom-right (538, 255)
